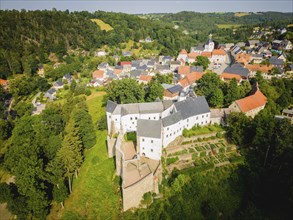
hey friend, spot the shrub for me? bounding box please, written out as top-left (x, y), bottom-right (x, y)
top-left (85, 88), bottom-right (92, 96)
top-left (125, 132), bottom-right (137, 142)
top-left (166, 157), bottom-right (179, 165)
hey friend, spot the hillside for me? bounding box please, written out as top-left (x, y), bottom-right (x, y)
top-left (0, 10), bottom-right (196, 79)
top-left (155, 11), bottom-right (293, 42)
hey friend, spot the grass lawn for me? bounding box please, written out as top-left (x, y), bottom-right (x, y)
top-left (50, 92), bottom-right (121, 219)
top-left (216, 24), bottom-right (242, 29)
top-left (183, 125), bottom-right (224, 137)
top-left (91, 19), bottom-right (113, 31)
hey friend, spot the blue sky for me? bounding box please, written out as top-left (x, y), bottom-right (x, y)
top-left (1, 0), bottom-right (292, 13)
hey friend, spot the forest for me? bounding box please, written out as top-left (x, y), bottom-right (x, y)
top-left (157, 11), bottom-right (293, 43)
top-left (0, 10), bottom-right (195, 79)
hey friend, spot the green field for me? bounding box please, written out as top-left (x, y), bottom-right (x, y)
top-left (216, 24), bottom-right (242, 29)
top-left (49, 92), bottom-right (121, 219)
top-left (91, 19), bottom-right (113, 31)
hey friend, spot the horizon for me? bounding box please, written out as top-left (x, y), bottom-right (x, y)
top-left (1, 1), bottom-right (293, 14)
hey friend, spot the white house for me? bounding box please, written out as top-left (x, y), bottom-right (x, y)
top-left (106, 96), bottom-right (211, 160)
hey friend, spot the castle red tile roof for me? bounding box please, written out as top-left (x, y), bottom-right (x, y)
top-left (235, 88), bottom-right (267, 113)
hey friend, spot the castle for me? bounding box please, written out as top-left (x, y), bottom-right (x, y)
top-left (106, 96), bottom-right (211, 210)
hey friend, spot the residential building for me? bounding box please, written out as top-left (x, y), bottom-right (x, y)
top-left (229, 83), bottom-right (267, 118)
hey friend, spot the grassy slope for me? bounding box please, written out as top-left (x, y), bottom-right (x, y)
top-left (91, 19), bottom-right (113, 31)
top-left (216, 24), bottom-right (242, 29)
top-left (52, 92), bottom-right (121, 219)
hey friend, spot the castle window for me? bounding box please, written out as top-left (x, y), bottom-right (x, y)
top-left (202, 115), bottom-right (204, 118)
top-left (151, 140), bottom-right (153, 143)
top-left (130, 117), bottom-right (133, 120)
top-left (154, 117), bottom-right (156, 120)
top-left (167, 127), bottom-right (169, 131)
top-left (142, 138), bottom-right (145, 142)
top-left (135, 117), bottom-right (137, 120)
top-left (206, 114), bottom-right (208, 117)
top-left (151, 149), bottom-right (153, 152)
top-left (196, 116), bottom-right (198, 120)
top-left (149, 117), bottom-right (151, 120)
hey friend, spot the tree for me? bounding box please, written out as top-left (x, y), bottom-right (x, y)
top-left (106, 78), bottom-right (145, 104)
top-left (145, 82), bottom-right (164, 102)
top-left (58, 117), bottom-right (83, 193)
top-left (53, 182), bottom-right (68, 209)
top-left (225, 78), bottom-right (240, 106)
top-left (209, 88), bottom-right (224, 108)
top-left (193, 56), bottom-right (210, 70)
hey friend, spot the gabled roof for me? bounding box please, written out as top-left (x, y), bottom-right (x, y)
top-left (174, 96), bottom-right (210, 120)
top-left (186, 72), bottom-right (204, 82)
top-left (138, 102), bottom-right (164, 114)
top-left (220, 73), bottom-right (242, 81)
top-left (179, 49), bottom-right (188, 54)
top-left (178, 77), bottom-right (189, 88)
top-left (137, 119), bottom-right (162, 139)
top-left (121, 104), bottom-right (140, 116)
top-left (223, 64), bottom-right (249, 78)
top-left (269, 56), bottom-right (284, 65)
top-left (139, 75), bottom-right (153, 82)
top-left (92, 70), bottom-right (105, 79)
top-left (235, 86), bottom-right (267, 113)
top-left (212, 49), bottom-right (226, 56)
top-left (188, 52), bottom-right (200, 59)
top-left (167, 84), bottom-right (183, 94)
top-left (120, 61), bottom-right (132, 66)
top-left (162, 111), bottom-right (182, 127)
top-left (178, 66), bottom-right (190, 75)
top-left (47, 88), bottom-right (56, 95)
top-left (114, 69), bottom-right (123, 75)
top-left (0, 79), bottom-right (8, 86)
top-left (106, 100), bottom-right (118, 113)
top-left (190, 66), bottom-right (204, 73)
top-left (245, 64), bottom-right (273, 73)
top-left (201, 52), bottom-right (212, 58)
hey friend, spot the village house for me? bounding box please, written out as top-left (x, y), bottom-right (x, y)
top-left (120, 61), bottom-right (132, 72)
top-left (220, 73), bottom-right (242, 84)
top-left (178, 72), bottom-right (204, 89)
top-left (92, 69), bottom-right (105, 80)
top-left (98, 62), bottom-right (109, 70)
top-left (223, 63), bottom-right (250, 80)
top-left (122, 51), bottom-right (132, 57)
top-left (229, 83), bottom-right (267, 118)
top-left (163, 84), bottom-right (183, 100)
top-left (95, 50), bottom-right (107, 57)
top-left (211, 49), bottom-right (226, 63)
top-left (170, 60), bottom-right (181, 72)
top-left (0, 79), bottom-right (9, 90)
top-left (138, 75), bottom-right (153, 84)
top-left (269, 56), bottom-right (284, 68)
top-left (177, 49), bottom-right (188, 62)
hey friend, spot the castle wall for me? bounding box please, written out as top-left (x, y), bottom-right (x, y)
top-left (106, 136), bottom-right (116, 158)
top-left (122, 172), bottom-right (153, 211)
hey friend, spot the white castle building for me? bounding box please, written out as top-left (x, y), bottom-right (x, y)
top-left (106, 96), bottom-right (211, 160)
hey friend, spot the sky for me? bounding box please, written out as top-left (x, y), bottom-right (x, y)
top-left (1, 0), bottom-right (293, 14)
